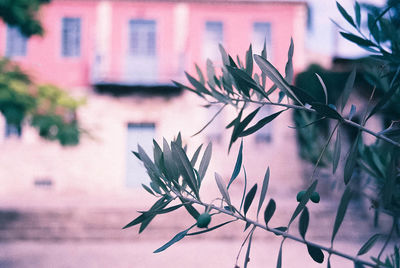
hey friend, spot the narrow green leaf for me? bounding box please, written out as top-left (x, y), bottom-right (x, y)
top-left (272, 226), bottom-right (287, 236)
top-left (123, 196), bottom-right (170, 229)
top-left (367, 81), bottom-right (400, 120)
top-left (138, 145), bottom-right (168, 192)
top-left (226, 108), bottom-right (243, 129)
top-left (229, 55), bottom-right (238, 68)
top-left (228, 140), bottom-right (243, 189)
top-left (276, 241), bottom-right (283, 268)
top-left (367, 14), bottom-right (380, 43)
top-left (307, 244), bottom-right (324, 263)
top-left (206, 59), bottom-right (216, 87)
top-left (172, 80), bottom-right (204, 99)
top-left (349, 104), bottom-right (356, 120)
top-left (285, 38), bottom-right (294, 84)
top-left (195, 64), bottom-right (205, 85)
top-left (187, 220), bottom-right (237, 236)
top-left (142, 184), bottom-right (156, 196)
top-left (219, 44), bottom-right (230, 66)
top-left (254, 55), bottom-right (302, 104)
top-left (245, 44), bottom-right (253, 77)
top-left (162, 138), bottom-right (179, 181)
top-left (175, 133), bottom-right (182, 147)
top-left (340, 32), bottom-right (375, 47)
top-left (244, 231), bottom-right (254, 268)
top-left (240, 166), bottom-right (248, 211)
top-left (239, 110), bottom-right (285, 137)
top-left (153, 227), bottom-right (192, 253)
top-left (244, 184), bottom-right (258, 216)
top-left (331, 186), bottom-right (353, 243)
top-left (332, 127), bottom-right (341, 174)
top-left (179, 198), bottom-right (200, 220)
top-left (299, 206), bottom-right (309, 239)
top-left (264, 198), bottom-right (276, 226)
top-left (215, 172), bottom-right (231, 204)
top-left (172, 142), bottom-right (199, 199)
top-left (341, 68), bottom-right (356, 111)
top-left (185, 72), bottom-right (211, 95)
top-left (190, 144), bottom-right (203, 167)
top-left (311, 102), bottom-right (343, 121)
top-left (257, 167), bottom-right (270, 218)
top-left (261, 38), bottom-right (267, 88)
top-left (198, 142), bottom-right (212, 181)
top-left (344, 133), bottom-right (360, 184)
top-left (244, 221), bottom-right (251, 232)
top-left (150, 182), bottom-right (162, 195)
top-left (357, 234), bottom-right (381, 256)
top-left (132, 150), bottom-right (141, 160)
top-left (230, 108), bottom-right (260, 150)
top-left (355, 2), bottom-right (361, 27)
top-left (336, 2), bottom-right (356, 28)
top-left (315, 73), bottom-right (328, 104)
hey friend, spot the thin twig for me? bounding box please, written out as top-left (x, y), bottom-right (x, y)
top-left (175, 194), bottom-right (377, 267)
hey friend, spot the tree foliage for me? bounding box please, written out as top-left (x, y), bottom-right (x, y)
top-left (0, 0), bottom-right (50, 37)
top-left (0, 58), bottom-right (84, 145)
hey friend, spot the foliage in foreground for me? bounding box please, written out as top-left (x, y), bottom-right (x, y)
top-left (124, 1), bottom-right (399, 267)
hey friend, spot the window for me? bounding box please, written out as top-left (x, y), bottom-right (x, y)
top-left (255, 106), bottom-right (273, 143)
top-left (5, 122), bottom-right (22, 138)
top-left (6, 25), bottom-right (27, 57)
top-left (61, 17), bottom-right (81, 57)
top-left (129, 20), bottom-right (156, 56)
top-left (203, 21), bottom-right (223, 61)
top-left (126, 123), bottom-right (155, 188)
top-left (252, 22), bottom-right (272, 58)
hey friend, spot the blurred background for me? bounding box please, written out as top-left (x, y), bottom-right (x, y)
top-left (0, 0), bottom-right (392, 267)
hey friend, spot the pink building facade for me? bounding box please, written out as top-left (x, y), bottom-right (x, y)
top-left (0, 0), bottom-right (308, 207)
top-left (0, 0), bottom-right (307, 87)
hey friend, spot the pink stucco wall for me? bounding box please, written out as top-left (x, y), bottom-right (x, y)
top-left (0, 1), bottom-right (97, 88)
top-left (0, 0), bottom-right (307, 88)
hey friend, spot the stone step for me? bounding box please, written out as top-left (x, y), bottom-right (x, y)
top-left (0, 200), bottom-right (390, 242)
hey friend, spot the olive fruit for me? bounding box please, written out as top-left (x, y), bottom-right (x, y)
top-left (296, 190), bottom-right (306, 202)
top-left (310, 192), bottom-right (320, 203)
top-left (196, 213), bottom-right (211, 228)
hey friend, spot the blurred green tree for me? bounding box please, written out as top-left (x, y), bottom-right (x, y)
top-left (0, 0), bottom-right (84, 145)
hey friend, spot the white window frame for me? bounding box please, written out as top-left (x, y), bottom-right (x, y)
top-left (61, 17), bottom-right (81, 58)
top-left (5, 25), bottom-right (27, 57)
top-left (128, 19), bottom-right (157, 57)
top-left (203, 21), bottom-right (223, 61)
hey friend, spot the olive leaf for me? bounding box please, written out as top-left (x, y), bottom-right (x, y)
top-left (331, 186), bottom-right (353, 243)
top-left (257, 167), bottom-right (270, 218)
top-left (264, 198), bottom-right (276, 226)
top-left (357, 234), bottom-right (382, 256)
top-left (299, 206), bottom-right (309, 240)
top-left (228, 140), bottom-right (243, 189)
top-left (243, 184), bottom-right (258, 216)
top-left (307, 244), bottom-right (324, 263)
top-left (215, 172), bottom-right (231, 205)
top-left (153, 225), bottom-right (195, 253)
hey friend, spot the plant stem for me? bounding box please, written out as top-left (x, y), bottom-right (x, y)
top-left (176, 194), bottom-right (377, 267)
top-left (226, 98), bottom-right (400, 148)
